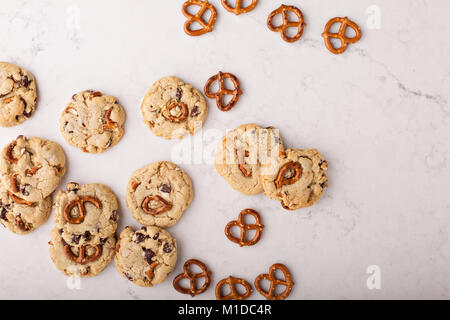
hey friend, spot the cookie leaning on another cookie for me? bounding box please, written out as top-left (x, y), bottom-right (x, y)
top-left (0, 135), bottom-right (66, 203)
top-left (0, 62), bottom-right (37, 127)
top-left (126, 161), bottom-right (193, 228)
top-left (262, 148), bottom-right (328, 210)
top-left (115, 226), bottom-right (177, 287)
top-left (59, 90), bottom-right (126, 153)
top-left (141, 76), bottom-right (208, 140)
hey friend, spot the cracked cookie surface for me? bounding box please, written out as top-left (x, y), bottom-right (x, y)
top-left (126, 161), bottom-right (193, 228)
top-left (115, 226), bottom-right (177, 287)
top-left (0, 62), bottom-right (37, 127)
top-left (141, 76), bottom-right (208, 139)
top-left (215, 124), bottom-right (285, 195)
top-left (54, 182), bottom-right (119, 246)
top-left (0, 183), bottom-right (52, 234)
top-left (0, 136), bottom-right (66, 202)
top-left (49, 227), bottom-right (116, 277)
top-left (59, 90), bottom-right (126, 153)
top-left (262, 148), bottom-right (328, 210)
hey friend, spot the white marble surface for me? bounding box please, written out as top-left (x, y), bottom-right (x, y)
top-left (0, 0), bottom-right (449, 300)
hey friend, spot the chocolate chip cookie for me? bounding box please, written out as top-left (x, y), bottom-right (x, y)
top-left (49, 228), bottom-right (116, 277)
top-left (262, 148), bottom-right (329, 210)
top-left (0, 62), bottom-right (37, 127)
top-left (141, 76), bottom-right (208, 139)
top-left (54, 182), bottom-right (119, 246)
top-left (0, 136), bottom-right (66, 203)
top-left (115, 226), bottom-right (177, 287)
top-left (126, 161), bottom-right (193, 228)
top-left (60, 90), bottom-right (126, 153)
top-left (215, 124), bottom-right (285, 195)
top-left (0, 183), bottom-right (52, 234)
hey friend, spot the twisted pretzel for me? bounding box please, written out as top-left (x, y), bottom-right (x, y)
top-left (221, 0), bottom-right (258, 15)
top-left (254, 263), bottom-right (294, 300)
top-left (63, 196), bottom-right (102, 224)
top-left (63, 241), bottom-right (103, 265)
top-left (102, 107), bottom-right (117, 131)
top-left (173, 259), bottom-right (212, 297)
top-left (237, 150), bottom-right (251, 177)
top-left (267, 5), bottom-right (305, 43)
top-left (8, 191), bottom-right (34, 206)
top-left (215, 276), bottom-right (252, 300)
top-left (141, 195), bottom-right (172, 216)
top-left (166, 102), bottom-right (188, 123)
top-left (182, 0), bottom-right (217, 36)
top-left (225, 209), bottom-right (264, 247)
top-left (322, 17), bottom-right (362, 54)
top-left (274, 161), bottom-right (302, 189)
top-left (146, 261), bottom-right (159, 282)
top-left (204, 71), bottom-right (242, 112)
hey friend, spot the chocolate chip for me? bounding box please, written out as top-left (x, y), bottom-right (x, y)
top-left (23, 110), bottom-right (32, 118)
top-left (124, 273), bottom-right (133, 281)
top-left (141, 226), bottom-right (147, 231)
top-left (83, 231), bottom-right (91, 241)
top-left (191, 106), bottom-right (200, 116)
top-left (83, 266), bottom-right (91, 275)
top-left (143, 248), bottom-right (155, 264)
top-left (58, 229), bottom-right (63, 235)
top-left (159, 184), bottom-right (171, 193)
top-left (134, 233), bottom-right (145, 244)
top-left (163, 242), bottom-right (173, 253)
top-left (152, 232), bottom-right (159, 240)
top-left (110, 210), bottom-right (118, 221)
top-left (20, 184), bottom-right (31, 196)
top-left (72, 234), bottom-right (81, 244)
top-left (0, 208), bottom-right (7, 220)
top-left (176, 88), bottom-right (183, 100)
top-left (72, 94), bottom-right (77, 100)
top-left (100, 238), bottom-right (107, 245)
top-left (20, 75), bottom-right (30, 87)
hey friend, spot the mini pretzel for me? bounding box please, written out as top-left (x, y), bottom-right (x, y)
top-left (9, 174), bottom-right (19, 193)
top-left (182, 0), bottom-right (217, 36)
top-left (267, 5), bottom-right (306, 43)
top-left (237, 150), bottom-right (251, 177)
top-left (25, 166), bottom-right (41, 176)
top-left (221, 0), bottom-right (258, 15)
top-left (8, 191), bottom-right (34, 206)
top-left (215, 276), bottom-right (252, 300)
top-left (166, 102), bottom-right (188, 123)
top-left (141, 195), bottom-right (172, 216)
top-left (63, 241), bottom-right (103, 265)
top-left (146, 261), bottom-right (159, 282)
top-left (4, 141), bottom-right (18, 163)
top-left (204, 71), bottom-right (242, 111)
top-left (88, 91), bottom-right (103, 99)
top-left (255, 263), bottom-right (294, 300)
top-left (102, 107), bottom-right (117, 131)
top-left (63, 196), bottom-right (102, 224)
top-left (225, 209), bottom-right (264, 247)
top-left (274, 161), bottom-right (302, 189)
top-left (173, 259), bottom-right (212, 297)
top-left (322, 17), bottom-right (362, 54)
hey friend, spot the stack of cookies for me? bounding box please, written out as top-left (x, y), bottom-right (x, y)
top-left (49, 182), bottom-right (119, 277)
top-left (114, 161), bottom-right (193, 287)
top-left (0, 135), bottom-right (66, 234)
top-left (215, 123), bottom-right (329, 210)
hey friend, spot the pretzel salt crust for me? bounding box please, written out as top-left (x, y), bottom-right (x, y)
top-left (322, 17), bottom-right (362, 54)
top-left (182, 0), bottom-right (217, 36)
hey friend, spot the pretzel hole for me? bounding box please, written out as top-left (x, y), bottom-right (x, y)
top-left (328, 22), bottom-right (342, 34)
top-left (148, 199), bottom-right (165, 209)
top-left (188, 263), bottom-right (204, 274)
top-left (219, 284), bottom-right (232, 297)
top-left (273, 268), bottom-right (287, 282)
top-left (234, 283), bottom-right (250, 295)
top-left (244, 229), bottom-right (257, 242)
top-left (329, 38), bottom-right (343, 50)
top-left (68, 207), bottom-right (82, 219)
top-left (186, 5), bottom-right (213, 26)
top-left (194, 277), bottom-right (206, 289)
top-left (344, 26), bottom-right (357, 39)
top-left (227, 0), bottom-right (253, 9)
top-left (85, 245), bottom-right (98, 256)
top-left (284, 27), bottom-right (300, 39)
top-left (220, 95), bottom-right (234, 108)
top-left (270, 14), bottom-right (284, 28)
top-left (169, 105), bottom-right (183, 117)
top-left (177, 277), bottom-right (191, 289)
top-left (286, 11), bottom-right (300, 23)
top-left (229, 225), bottom-right (242, 238)
top-left (242, 213), bottom-right (257, 225)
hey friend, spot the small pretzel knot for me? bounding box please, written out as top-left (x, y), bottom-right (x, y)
top-left (237, 149), bottom-right (251, 177)
top-left (4, 141), bottom-right (18, 163)
top-left (141, 195), bottom-right (173, 216)
top-left (173, 259), bottom-right (211, 297)
top-left (321, 17), bottom-right (362, 54)
top-left (182, 0), bottom-right (217, 36)
top-left (166, 101), bottom-right (189, 123)
top-left (221, 0), bottom-right (258, 15)
top-left (267, 5), bottom-right (306, 43)
top-left (215, 276), bottom-right (252, 300)
top-left (225, 209), bottom-right (264, 247)
top-left (63, 196), bottom-right (102, 224)
top-left (204, 71), bottom-right (242, 111)
top-left (102, 107), bottom-right (117, 131)
top-left (63, 241), bottom-right (103, 265)
top-left (274, 161), bottom-right (303, 189)
top-left (254, 263), bottom-right (294, 300)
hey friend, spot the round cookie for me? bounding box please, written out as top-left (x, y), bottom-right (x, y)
top-left (126, 161), bottom-right (193, 228)
top-left (141, 76), bottom-right (208, 139)
top-left (0, 183), bottom-right (52, 234)
top-left (49, 228), bottom-right (116, 277)
top-left (262, 148), bottom-right (329, 210)
top-left (60, 90), bottom-right (126, 153)
top-left (54, 182), bottom-right (119, 246)
top-left (215, 124), bottom-right (285, 195)
top-left (115, 226), bottom-right (177, 287)
top-left (0, 62), bottom-right (37, 127)
top-left (0, 136), bottom-right (66, 203)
